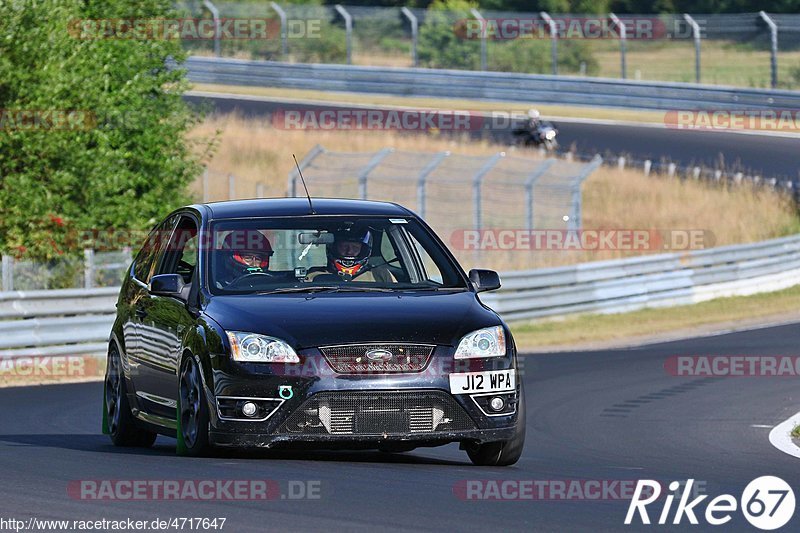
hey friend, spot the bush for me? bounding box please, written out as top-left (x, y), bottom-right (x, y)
top-left (490, 39), bottom-right (598, 75)
top-left (417, 0), bottom-right (597, 74)
top-left (0, 0), bottom-right (209, 262)
top-left (418, 0), bottom-right (481, 70)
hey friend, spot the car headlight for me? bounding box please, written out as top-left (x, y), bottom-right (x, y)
top-left (226, 332), bottom-right (300, 363)
top-left (454, 326), bottom-right (506, 359)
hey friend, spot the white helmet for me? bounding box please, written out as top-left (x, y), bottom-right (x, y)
top-left (527, 109), bottom-right (541, 120)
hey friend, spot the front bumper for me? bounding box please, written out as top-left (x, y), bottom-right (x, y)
top-left (207, 347), bottom-right (520, 449)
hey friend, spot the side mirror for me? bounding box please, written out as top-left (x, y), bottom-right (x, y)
top-left (469, 269), bottom-right (501, 293)
top-left (149, 274), bottom-right (186, 299)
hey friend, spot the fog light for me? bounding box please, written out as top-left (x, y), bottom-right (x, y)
top-left (489, 397), bottom-right (505, 412)
top-left (242, 402), bottom-right (258, 418)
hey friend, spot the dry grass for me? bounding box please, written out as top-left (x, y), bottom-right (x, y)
top-left (584, 167), bottom-right (800, 246)
top-left (190, 113), bottom-right (518, 199)
top-left (511, 284), bottom-right (800, 350)
top-left (191, 114), bottom-right (799, 271)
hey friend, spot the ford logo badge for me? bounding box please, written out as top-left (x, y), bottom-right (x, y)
top-left (365, 349), bottom-right (393, 362)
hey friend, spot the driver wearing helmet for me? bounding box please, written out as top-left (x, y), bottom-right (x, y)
top-left (308, 229), bottom-right (395, 283)
top-left (217, 230), bottom-right (274, 287)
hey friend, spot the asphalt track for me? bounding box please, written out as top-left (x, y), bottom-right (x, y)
top-left (186, 93), bottom-right (800, 181)
top-left (2, 323), bottom-right (799, 532)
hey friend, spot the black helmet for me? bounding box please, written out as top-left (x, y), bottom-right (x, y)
top-left (327, 228), bottom-right (373, 278)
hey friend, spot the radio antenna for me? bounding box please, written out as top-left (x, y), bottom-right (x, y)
top-left (293, 153), bottom-right (315, 215)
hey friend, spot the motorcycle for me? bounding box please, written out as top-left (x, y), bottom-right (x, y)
top-left (512, 119), bottom-right (559, 151)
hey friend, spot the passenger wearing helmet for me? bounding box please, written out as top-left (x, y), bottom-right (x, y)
top-left (308, 229), bottom-right (396, 283)
top-left (217, 230), bottom-right (274, 287)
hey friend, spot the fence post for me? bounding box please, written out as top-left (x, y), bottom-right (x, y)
top-left (759, 11), bottom-right (778, 89)
top-left (609, 13), bottom-right (626, 79)
top-left (472, 152), bottom-right (503, 231)
top-left (1, 255), bottom-right (13, 292)
top-left (270, 2), bottom-right (289, 58)
top-left (202, 167), bottom-right (209, 203)
top-left (571, 155), bottom-right (602, 230)
top-left (470, 8), bottom-right (487, 71)
top-left (228, 174), bottom-right (235, 199)
top-left (335, 5), bottom-right (353, 65)
top-left (288, 144), bottom-right (325, 197)
top-left (84, 249), bottom-right (95, 289)
top-left (202, 0), bottom-right (221, 57)
top-left (525, 159), bottom-right (556, 232)
top-left (683, 14), bottom-right (701, 83)
top-left (358, 148), bottom-right (394, 200)
top-left (401, 7), bottom-right (418, 67)
top-left (416, 151), bottom-right (449, 219)
top-left (540, 12), bottom-right (558, 75)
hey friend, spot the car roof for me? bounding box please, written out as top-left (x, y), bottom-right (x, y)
top-left (199, 198), bottom-right (415, 220)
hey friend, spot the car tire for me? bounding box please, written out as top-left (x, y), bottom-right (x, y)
top-left (105, 344), bottom-right (158, 448)
top-left (177, 355), bottom-right (212, 457)
top-left (465, 385), bottom-right (526, 467)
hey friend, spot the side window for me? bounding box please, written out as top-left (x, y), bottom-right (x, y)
top-left (404, 230), bottom-right (445, 284)
top-left (133, 216), bottom-right (177, 284)
top-left (158, 216), bottom-right (199, 284)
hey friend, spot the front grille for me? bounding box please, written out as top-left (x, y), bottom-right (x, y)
top-left (277, 391), bottom-right (476, 436)
top-left (320, 343), bottom-right (434, 373)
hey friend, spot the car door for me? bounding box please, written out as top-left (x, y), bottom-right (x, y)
top-left (135, 214), bottom-right (200, 418)
top-left (124, 215), bottom-right (178, 393)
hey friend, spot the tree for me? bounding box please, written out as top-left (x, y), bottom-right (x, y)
top-left (0, 0), bottom-right (209, 260)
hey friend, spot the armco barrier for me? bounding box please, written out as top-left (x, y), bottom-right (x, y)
top-left (0, 288), bottom-right (117, 358)
top-left (480, 234), bottom-right (800, 321)
top-left (185, 56), bottom-right (800, 111)
top-left (1, 234), bottom-right (799, 357)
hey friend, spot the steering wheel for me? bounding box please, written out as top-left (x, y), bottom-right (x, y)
top-left (226, 271), bottom-right (276, 289)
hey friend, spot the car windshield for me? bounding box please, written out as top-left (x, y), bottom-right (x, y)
top-left (207, 216), bottom-right (467, 294)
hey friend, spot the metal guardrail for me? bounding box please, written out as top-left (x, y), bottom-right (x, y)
top-left (0, 288), bottom-right (117, 357)
top-left (481, 234), bottom-right (800, 321)
top-left (2, 235), bottom-right (799, 357)
top-left (185, 56), bottom-right (800, 111)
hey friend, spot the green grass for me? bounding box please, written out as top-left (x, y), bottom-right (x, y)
top-left (511, 284), bottom-right (800, 350)
top-left (591, 40), bottom-right (800, 89)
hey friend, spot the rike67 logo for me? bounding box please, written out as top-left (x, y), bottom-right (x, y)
top-left (625, 477), bottom-right (795, 530)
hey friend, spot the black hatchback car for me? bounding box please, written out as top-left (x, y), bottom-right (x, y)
top-left (103, 198), bottom-right (525, 466)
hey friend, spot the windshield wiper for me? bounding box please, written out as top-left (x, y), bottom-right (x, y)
top-left (256, 286), bottom-right (341, 295)
top-left (257, 286), bottom-right (395, 295)
top-left (399, 287), bottom-right (466, 292)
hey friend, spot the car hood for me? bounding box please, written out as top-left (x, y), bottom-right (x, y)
top-left (204, 290), bottom-right (500, 349)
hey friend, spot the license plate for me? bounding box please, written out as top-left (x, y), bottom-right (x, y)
top-left (449, 370), bottom-right (516, 394)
